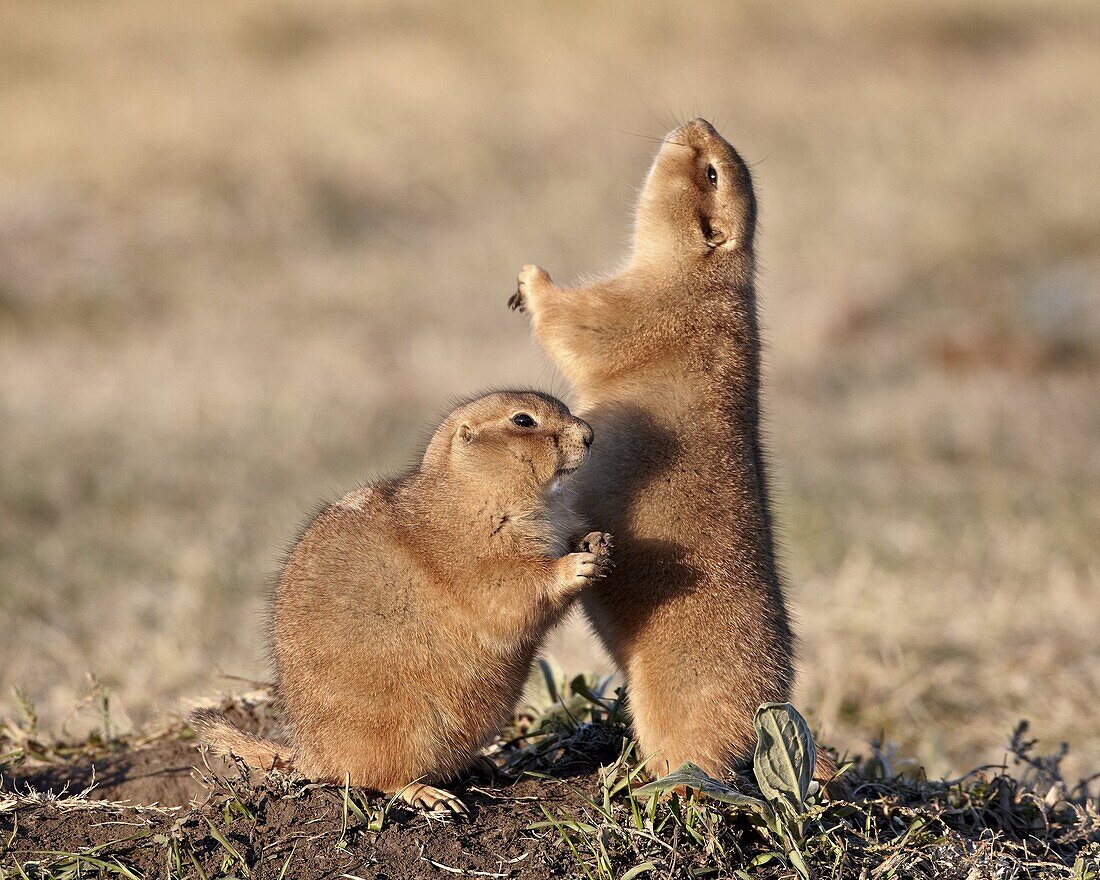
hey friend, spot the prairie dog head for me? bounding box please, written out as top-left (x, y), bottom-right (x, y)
top-left (633, 118), bottom-right (757, 264)
top-left (424, 391), bottom-right (593, 499)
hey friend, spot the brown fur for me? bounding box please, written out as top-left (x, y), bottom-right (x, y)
top-left (191, 391), bottom-right (612, 812)
top-left (509, 119), bottom-right (831, 785)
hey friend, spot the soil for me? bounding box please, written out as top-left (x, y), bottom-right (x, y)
top-left (5, 700), bottom-right (1094, 878)
top-left (1, 706), bottom-right (623, 880)
top-left (3, 769), bottom-right (604, 879)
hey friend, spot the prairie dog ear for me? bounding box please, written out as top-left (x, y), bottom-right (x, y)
top-left (705, 227), bottom-right (729, 249)
top-left (701, 215), bottom-right (729, 249)
top-left (456, 424), bottom-right (475, 445)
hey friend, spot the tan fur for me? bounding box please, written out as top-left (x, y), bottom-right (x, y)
top-left (189, 707), bottom-right (292, 770)
top-left (192, 391), bottom-right (612, 812)
top-left (509, 119), bottom-right (832, 784)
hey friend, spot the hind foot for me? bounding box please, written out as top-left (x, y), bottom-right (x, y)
top-left (398, 782), bottom-right (469, 816)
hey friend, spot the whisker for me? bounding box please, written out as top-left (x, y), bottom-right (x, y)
top-left (642, 99), bottom-right (675, 134)
top-left (607, 127), bottom-right (670, 145)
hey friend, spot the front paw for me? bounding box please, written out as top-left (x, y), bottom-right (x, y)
top-left (577, 530), bottom-right (613, 559)
top-left (566, 532), bottom-right (614, 588)
top-left (508, 264), bottom-right (552, 312)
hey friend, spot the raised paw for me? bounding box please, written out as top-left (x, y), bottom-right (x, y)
top-left (398, 782), bottom-right (469, 817)
top-left (508, 264), bottom-right (552, 312)
top-left (568, 552), bottom-right (602, 589)
top-left (564, 533), bottom-right (614, 590)
top-left (577, 531), bottom-right (613, 560)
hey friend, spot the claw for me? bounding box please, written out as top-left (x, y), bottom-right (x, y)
top-left (398, 782), bottom-right (469, 817)
top-left (580, 531), bottom-right (613, 556)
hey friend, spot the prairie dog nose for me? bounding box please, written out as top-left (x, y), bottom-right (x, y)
top-left (577, 420), bottom-right (594, 448)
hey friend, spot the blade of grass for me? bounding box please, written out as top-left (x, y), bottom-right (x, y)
top-left (537, 805), bottom-right (595, 880)
top-left (276, 849), bottom-right (295, 880)
top-left (33, 853), bottom-right (141, 880)
top-left (186, 844), bottom-right (210, 880)
top-left (203, 816), bottom-right (250, 877)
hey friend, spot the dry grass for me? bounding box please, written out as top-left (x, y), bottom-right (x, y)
top-left (1, 0), bottom-right (1098, 783)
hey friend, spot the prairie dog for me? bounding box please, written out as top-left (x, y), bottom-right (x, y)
top-left (192, 391), bottom-right (612, 813)
top-left (509, 119), bottom-right (814, 781)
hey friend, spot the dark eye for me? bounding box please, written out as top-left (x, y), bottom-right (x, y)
top-left (511, 413), bottom-right (536, 428)
top-left (706, 164), bottom-right (718, 188)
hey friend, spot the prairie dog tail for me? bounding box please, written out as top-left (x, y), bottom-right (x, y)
top-left (189, 708), bottom-right (292, 771)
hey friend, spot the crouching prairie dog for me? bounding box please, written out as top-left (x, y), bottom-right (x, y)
top-left (191, 391), bottom-right (612, 813)
top-left (508, 119), bottom-right (835, 787)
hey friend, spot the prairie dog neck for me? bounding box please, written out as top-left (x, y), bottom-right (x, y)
top-left (397, 472), bottom-right (571, 561)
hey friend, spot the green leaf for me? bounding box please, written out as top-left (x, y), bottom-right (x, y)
top-left (753, 702), bottom-right (816, 813)
top-left (787, 845), bottom-right (811, 880)
top-left (621, 862), bottom-right (658, 880)
top-left (1072, 853), bottom-right (1097, 880)
top-left (633, 762), bottom-right (769, 808)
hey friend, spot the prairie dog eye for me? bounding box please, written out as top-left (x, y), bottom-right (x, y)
top-left (511, 413), bottom-right (537, 428)
top-left (706, 164), bottom-right (718, 188)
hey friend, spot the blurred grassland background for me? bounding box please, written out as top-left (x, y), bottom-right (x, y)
top-left (1, 0), bottom-right (1098, 780)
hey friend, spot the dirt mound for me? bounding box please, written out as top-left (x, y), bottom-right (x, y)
top-left (2, 692), bottom-right (625, 879)
top-left (4, 762), bottom-right (601, 879)
top-left (5, 733), bottom-right (208, 807)
top-left (2, 693), bottom-right (1097, 878)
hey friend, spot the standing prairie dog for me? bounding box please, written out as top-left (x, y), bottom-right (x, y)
top-left (509, 119), bottom-right (822, 782)
top-left (192, 391), bottom-right (612, 813)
